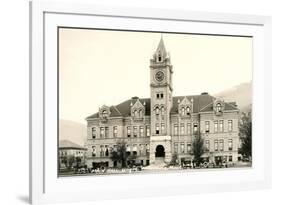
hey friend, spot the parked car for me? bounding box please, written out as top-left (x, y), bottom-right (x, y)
top-left (181, 160), bottom-right (193, 169)
top-left (76, 167), bottom-right (87, 174)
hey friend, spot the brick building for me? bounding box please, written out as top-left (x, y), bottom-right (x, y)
top-left (85, 37), bottom-right (239, 168)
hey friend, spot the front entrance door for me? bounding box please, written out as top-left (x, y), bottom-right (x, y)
top-left (155, 145), bottom-right (165, 157)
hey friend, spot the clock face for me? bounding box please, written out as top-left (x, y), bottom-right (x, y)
top-left (155, 71), bottom-right (165, 82)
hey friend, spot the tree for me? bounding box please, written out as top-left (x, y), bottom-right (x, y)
top-left (239, 111), bottom-right (252, 160)
top-left (192, 131), bottom-right (205, 165)
top-left (67, 156), bottom-right (75, 170)
top-left (110, 140), bottom-right (130, 168)
top-left (61, 156), bottom-right (68, 168)
top-left (75, 156), bottom-right (82, 168)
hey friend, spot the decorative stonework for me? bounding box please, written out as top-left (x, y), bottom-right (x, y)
top-left (178, 96), bottom-right (193, 118)
top-left (131, 99), bottom-right (145, 121)
top-left (213, 98), bottom-right (225, 116)
top-left (99, 105), bottom-right (111, 122)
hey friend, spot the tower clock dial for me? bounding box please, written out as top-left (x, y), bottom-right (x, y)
top-left (155, 71), bottom-right (165, 82)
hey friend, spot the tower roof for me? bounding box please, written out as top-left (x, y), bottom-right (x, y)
top-left (155, 36), bottom-right (167, 57)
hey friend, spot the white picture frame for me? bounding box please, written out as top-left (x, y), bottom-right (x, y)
top-left (30, 1), bottom-right (272, 204)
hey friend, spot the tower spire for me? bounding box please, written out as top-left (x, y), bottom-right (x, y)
top-left (155, 35), bottom-right (167, 58)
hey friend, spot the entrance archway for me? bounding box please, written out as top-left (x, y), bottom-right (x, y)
top-left (155, 145), bottom-right (165, 157)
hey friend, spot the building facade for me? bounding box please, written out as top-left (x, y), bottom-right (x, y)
top-left (59, 140), bottom-right (87, 169)
top-left (85, 38), bottom-right (240, 168)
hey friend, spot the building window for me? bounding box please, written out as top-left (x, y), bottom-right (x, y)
top-left (127, 126), bottom-right (131, 137)
top-left (186, 106), bottom-right (190, 114)
top-left (214, 121), bottom-right (218, 133)
top-left (160, 93), bottom-right (164, 98)
top-left (229, 155), bottom-right (233, 162)
top-left (174, 143), bottom-right (178, 153)
top-left (133, 126), bottom-right (138, 137)
top-left (180, 142), bottom-right (185, 153)
top-left (187, 143), bottom-right (191, 152)
top-left (140, 126), bottom-right (144, 137)
top-left (134, 110), bottom-right (138, 117)
top-left (113, 126), bottom-right (117, 138)
top-left (146, 125), bottom-right (150, 137)
top-left (193, 123), bottom-right (198, 133)
top-left (214, 140), bottom-right (218, 151)
top-left (139, 144), bottom-right (144, 155)
top-left (92, 127), bottom-right (96, 138)
top-left (139, 109), bottom-right (143, 117)
top-left (216, 103), bottom-right (222, 112)
top-left (158, 53), bottom-right (162, 62)
top-left (126, 145), bottom-right (131, 155)
top-left (161, 107), bottom-right (165, 115)
top-left (219, 139), bottom-right (224, 151)
top-left (187, 123), bottom-right (191, 134)
top-left (161, 123), bottom-right (165, 134)
top-left (180, 123), bottom-right (185, 135)
top-left (92, 146), bottom-right (96, 157)
top-left (156, 93), bottom-right (160, 99)
top-left (228, 120), bottom-right (233, 132)
top-left (133, 144), bottom-right (137, 155)
top-left (174, 124), bottom-right (178, 135)
top-left (228, 139), bottom-right (233, 151)
top-left (102, 110), bottom-right (108, 118)
top-left (205, 140), bottom-right (210, 151)
top-left (105, 127), bottom-right (109, 138)
top-left (181, 107), bottom-right (185, 116)
top-left (100, 127), bottom-right (105, 138)
top-left (100, 145), bottom-right (104, 156)
top-left (146, 144), bottom-right (150, 154)
top-left (205, 121), bottom-right (210, 133)
top-left (155, 107), bottom-right (159, 115)
top-left (219, 120), bottom-right (224, 132)
top-left (105, 145), bottom-right (109, 156)
top-left (156, 124), bottom-right (160, 134)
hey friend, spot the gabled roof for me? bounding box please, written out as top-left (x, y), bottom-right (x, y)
top-left (59, 140), bottom-right (86, 150)
top-left (86, 94), bottom-right (238, 120)
top-left (86, 98), bottom-right (150, 119)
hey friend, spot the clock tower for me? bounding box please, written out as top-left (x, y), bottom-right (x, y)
top-left (149, 37), bottom-right (173, 164)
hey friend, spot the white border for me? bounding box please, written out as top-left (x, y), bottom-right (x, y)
top-left (30, 1), bottom-right (272, 204)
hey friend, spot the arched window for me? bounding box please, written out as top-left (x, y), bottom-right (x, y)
top-left (186, 106), bottom-right (190, 114)
top-left (161, 107), bottom-right (165, 115)
top-left (181, 107), bottom-right (185, 116)
top-left (158, 53), bottom-right (162, 62)
top-left (139, 109), bottom-right (143, 117)
top-left (134, 110), bottom-right (138, 117)
top-left (216, 103), bottom-right (222, 112)
top-left (155, 107), bottom-right (159, 115)
top-left (102, 110), bottom-right (107, 118)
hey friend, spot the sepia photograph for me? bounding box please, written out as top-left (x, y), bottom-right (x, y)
top-left (58, 28), bottom-right (252, 176)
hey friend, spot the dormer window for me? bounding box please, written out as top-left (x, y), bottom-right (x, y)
top-left (139, 109), bottom-right (143, 117)
top-left (181, 107), bottom-right (185, 116)
top-left (186, 106), bottom-right (190, 114)
top-left (134, 110), bottom-right (138, 117)
top-left (216, 103), bottom-right (222, 112)
top-left (102, 110), bottom-right (107, 118)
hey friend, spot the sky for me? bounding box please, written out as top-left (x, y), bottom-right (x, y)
top-left (59, 28), bottom-right (252, 124)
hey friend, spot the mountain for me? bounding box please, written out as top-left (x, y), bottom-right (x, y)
top-left (214, 82), bottom-right (252, 113)
top-left (59, 119), bottom-right (87, 146)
